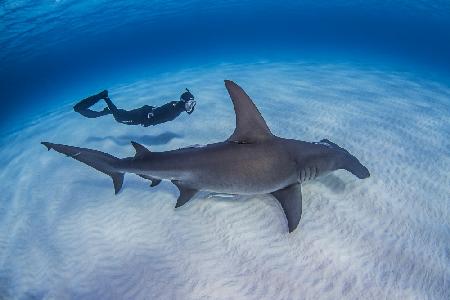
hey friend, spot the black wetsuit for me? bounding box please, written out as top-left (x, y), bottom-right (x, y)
top-left (73, 90), bottom-right (195, 127)
top-left (144, 100), bottom-right (193, 126)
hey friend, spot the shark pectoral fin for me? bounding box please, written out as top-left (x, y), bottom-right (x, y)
top-left (138, 174), bottom-right (162, 187)
top-left (271, 184), bottom-right (302, 233)
top-left (224, 80), bottom-right (273, 143)
top-left (172, 180), bottom-right (198, 208)
top-left (131, 141), bottom-right (151, 159)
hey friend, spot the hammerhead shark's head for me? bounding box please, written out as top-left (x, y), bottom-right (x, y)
top-left (42, 80), bottom-right (369, 232)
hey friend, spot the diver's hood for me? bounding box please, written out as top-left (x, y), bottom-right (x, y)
top-left (180, 88), bottom-right (194, 102)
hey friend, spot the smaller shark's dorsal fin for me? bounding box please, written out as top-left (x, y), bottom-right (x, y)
top-left (131, 141), bottom-right (151, 159)
top-left (224, 80), bottom-right (273, 143)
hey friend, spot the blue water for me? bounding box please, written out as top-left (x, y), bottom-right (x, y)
top-left (1, 2), bottom-right (450, 299)
top-left (1, 0), bottom-right (450, 132)
top-left (3, 60), bottom-right (450, 299)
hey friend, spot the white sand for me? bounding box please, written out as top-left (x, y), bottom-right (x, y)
top-left (0, 62), bottom-right (449, 299)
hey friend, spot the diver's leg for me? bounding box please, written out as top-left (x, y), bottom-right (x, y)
top-left (74, 90), bottom-right (108, 111)
top-left (73, 90), bottom-right (111, 118)
top-left (103, 97), bottom-right (119, 114)
top-left (103, 97), bottom-right (129, 122)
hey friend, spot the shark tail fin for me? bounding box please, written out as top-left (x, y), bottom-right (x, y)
top-left (41, 142), bottom-right (125, 194)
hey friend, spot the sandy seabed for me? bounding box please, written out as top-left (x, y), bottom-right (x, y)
top-left (0, 62), bottom-right (449, 299)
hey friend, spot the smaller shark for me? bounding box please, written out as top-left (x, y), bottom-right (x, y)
top-left (42, 80), bottom-right (369, 232)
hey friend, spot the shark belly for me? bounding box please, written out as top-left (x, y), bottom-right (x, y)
top-left (129, 142), bottom-right (298, 194)
top-left (185, 162), bottom-right (298, 194)
top-left (189, 146), bottom-right (298, 194)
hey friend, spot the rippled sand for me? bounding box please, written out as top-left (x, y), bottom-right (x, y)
top-left (0, 62), bottom-right (449, 299)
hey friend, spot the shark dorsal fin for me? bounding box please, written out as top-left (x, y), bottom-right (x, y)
top-left (224, 80), bottom-right (273, 143)
top-left (131, 141), bottom-right (151, 159)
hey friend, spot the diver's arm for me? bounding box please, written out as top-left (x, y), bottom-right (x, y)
top-left (147, 101), bottom-right (185, 125)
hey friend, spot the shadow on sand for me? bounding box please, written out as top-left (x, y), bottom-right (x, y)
top-left (85, 131), bottom-right (183, 146)
top-left (316, 174), bottom-right (347, 193)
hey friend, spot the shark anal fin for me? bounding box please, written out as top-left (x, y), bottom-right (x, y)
top-left (271, 183), bottom-right (302, 233)
top-left (111, 172), bottom-right (125, 194)
top-left (224, 80), bottom-right (273, 143)
top-left (150, 179), bottom-right (162, 187)
top-left (172, 180), bottom-right (198, 208)
top-left (131, 141), bottom-right (151, 159)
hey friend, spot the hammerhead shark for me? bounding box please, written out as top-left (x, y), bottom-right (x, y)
top-left (42, 80), bottom-right (369, 232)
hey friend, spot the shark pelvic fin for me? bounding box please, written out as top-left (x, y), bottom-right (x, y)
top-left (150, 179), bottom-right (162, 187)
top-left (271, 183), bottom-right (302, 233)
top-left (172, 180), bottom-right (198, 208)
top-left (131, 141), bottom-right (151, 159)
top-left (224, 80), bottom-right (273, 143)
top-left (138, 174), bottom-right (162, 187)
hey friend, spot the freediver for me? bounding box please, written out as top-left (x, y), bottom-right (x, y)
top-left (73, 89), bottom-right (196, 127)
